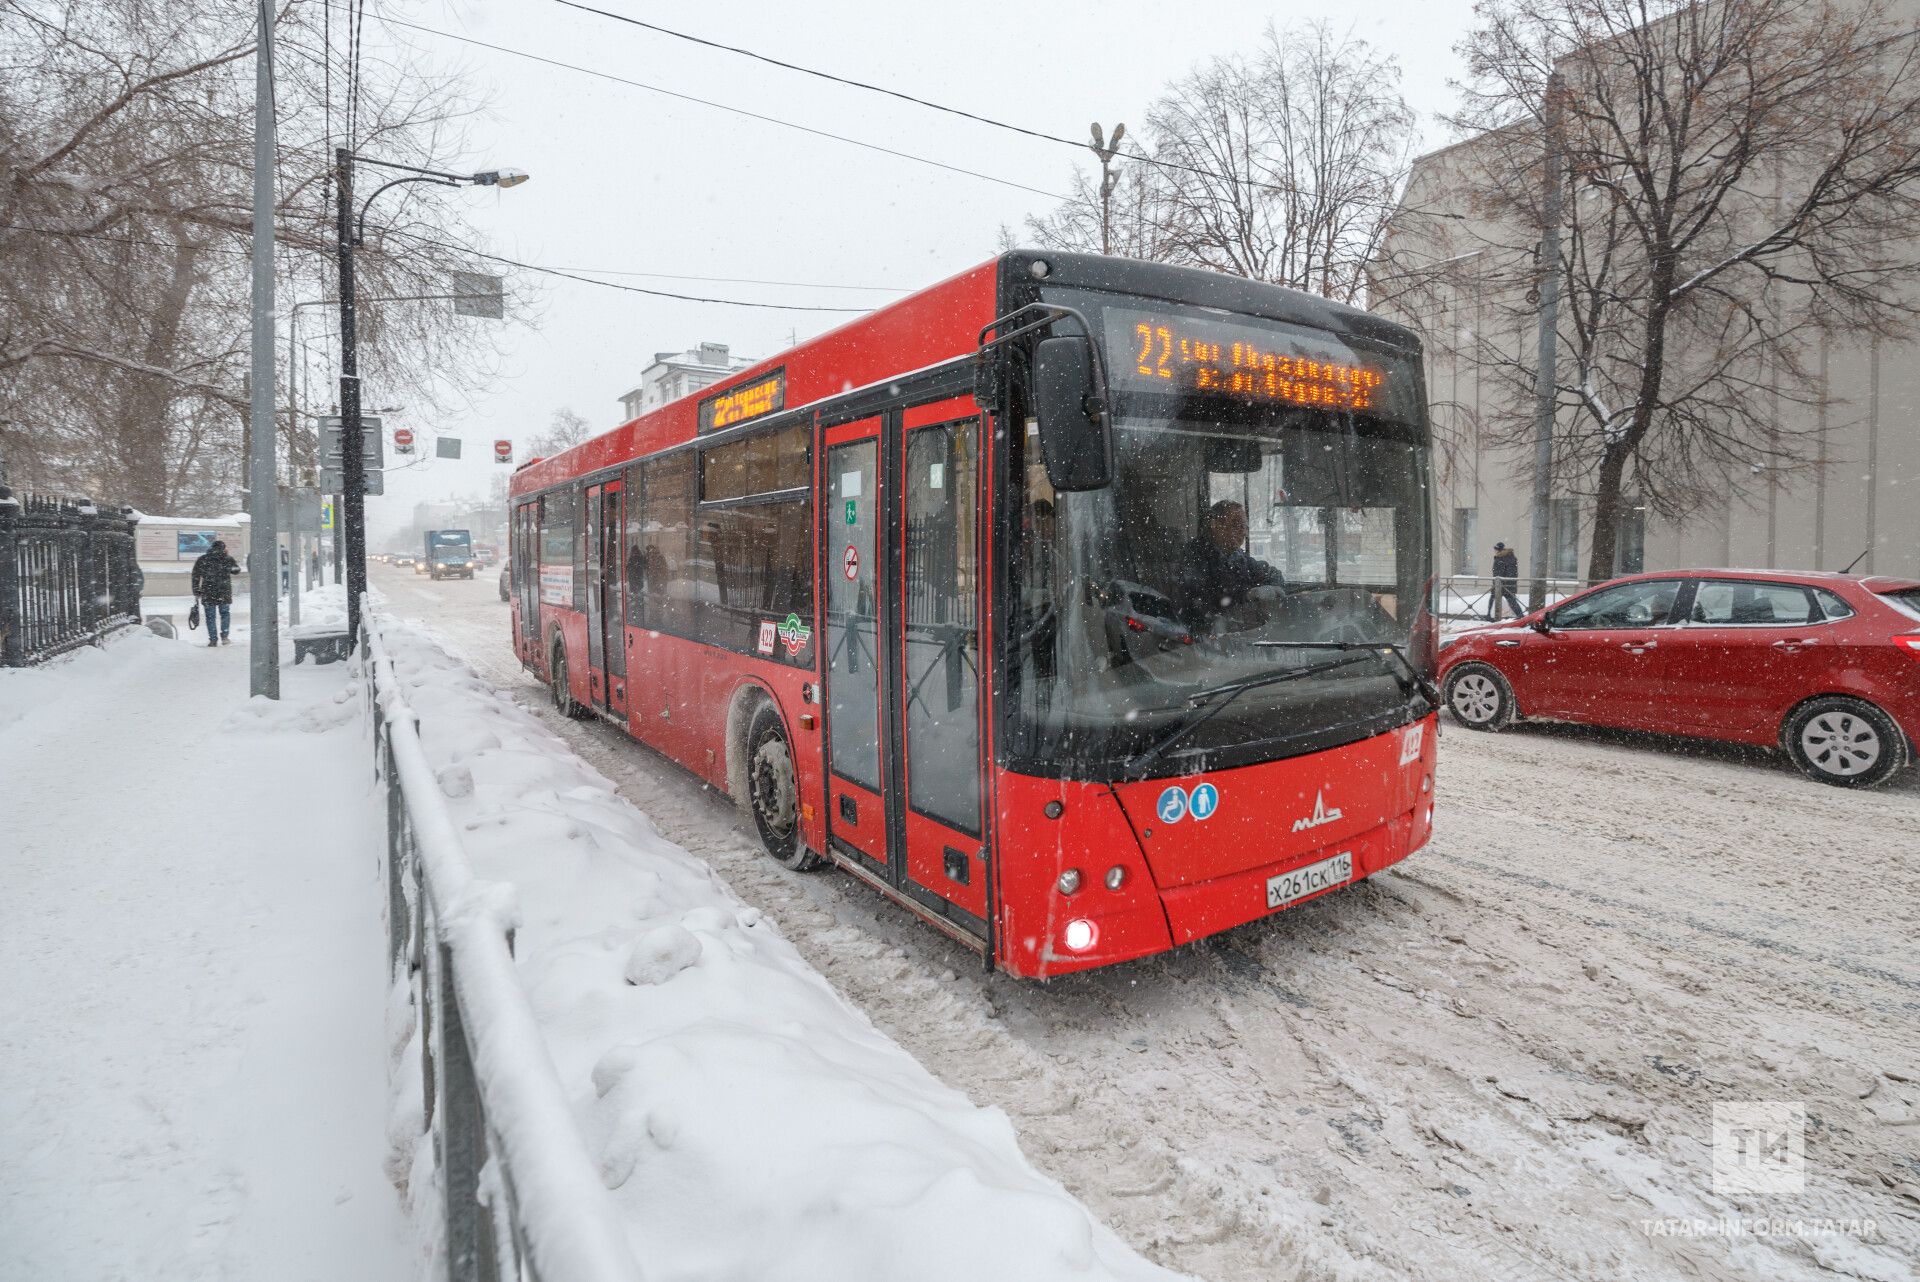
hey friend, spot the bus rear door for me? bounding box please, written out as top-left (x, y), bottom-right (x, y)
top-left (822, 402), bottom-right (989, 943)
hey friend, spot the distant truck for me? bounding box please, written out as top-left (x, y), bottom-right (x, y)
top-left (424, 528), bottom-right (476, 580)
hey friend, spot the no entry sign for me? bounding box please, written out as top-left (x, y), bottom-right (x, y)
top-left (392, 427), bottom-right (415, 454)
top-left (494, 439), bottom-right (513, 463)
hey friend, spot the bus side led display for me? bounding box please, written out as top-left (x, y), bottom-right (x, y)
top-left (1119, 316), bottom-right (1385, 411)
top-left (698, 368), bottom-right (787, 433)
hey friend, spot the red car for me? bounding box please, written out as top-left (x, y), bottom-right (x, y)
top-left (1439, 570), bottom-right (1920, 787)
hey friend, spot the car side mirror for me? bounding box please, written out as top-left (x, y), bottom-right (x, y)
top-left (1530, 614), bottom-right (1552, 634)
top-left (1033, 335), bottom-right (1113, 492)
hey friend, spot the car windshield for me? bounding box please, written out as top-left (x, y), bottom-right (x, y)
top-left (1007, 332), bottom-right (1431, 777)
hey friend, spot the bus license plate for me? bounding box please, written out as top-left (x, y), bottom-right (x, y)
top-left (1266, 852), bottom-right (1352, 910)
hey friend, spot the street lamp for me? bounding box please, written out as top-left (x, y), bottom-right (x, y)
top-left (334, 149), bottom-right (528, 641)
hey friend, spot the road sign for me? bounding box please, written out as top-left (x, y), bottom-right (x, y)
top-left (318, 415), bottom-right (384, 467)
top-left (393, 427), bottom-right (415, 454)
top-left (320, 465), bottom-right (384, 496)
top-left (320, 502), bottom-right (334, 530)
top-left (451, 271), bottom-right (505, 319)
top-left (435, 437), bottom-right (462, 460)
top-left (494, 439), bottom-right (513, 464)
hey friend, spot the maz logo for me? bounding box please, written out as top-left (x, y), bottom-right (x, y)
top-left (1292, 790), bottom-right (1344, 833)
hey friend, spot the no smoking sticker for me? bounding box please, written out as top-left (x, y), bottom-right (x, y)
top-left (843, 545), bottom-right (860, 580)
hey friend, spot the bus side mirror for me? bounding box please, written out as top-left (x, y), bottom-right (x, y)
top-left (1033, 336), bottom-right (1113, 492)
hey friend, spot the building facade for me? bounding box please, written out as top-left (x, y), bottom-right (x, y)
top-left (1377, 56), bottom-right (1917, 591)
top-left (617, 342), bottom-right (755, 422)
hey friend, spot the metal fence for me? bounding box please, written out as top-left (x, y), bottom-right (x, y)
top-left (363, 612), bottom-right (640, 1282)
top-left (1432, 573), bottom-right (1608, 622)
top-left (0, 487), bottom-right (143, 667)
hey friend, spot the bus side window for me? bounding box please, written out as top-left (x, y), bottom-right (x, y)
top-left (641, 451), bottom-right (695, 636)
top-left (623, 464), bottom-right (646, 627)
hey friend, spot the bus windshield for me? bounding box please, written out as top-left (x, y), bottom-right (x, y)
top-left (1008, 308), bottom-right (1430, 778)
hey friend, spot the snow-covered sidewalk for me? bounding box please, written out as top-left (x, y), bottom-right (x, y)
top-left (0, 629), bottom-right (412, 1281)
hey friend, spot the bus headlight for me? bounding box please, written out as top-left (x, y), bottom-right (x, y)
top-left (1063, 918), bottom-right (1096, 952)
top-left (1056, 869), bottom-right (1082, 895)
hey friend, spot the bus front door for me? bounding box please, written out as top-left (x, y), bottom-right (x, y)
top-left (822, 403), bottom-right (989, 944)
top-left (584, 480), bottom-right (628, 717)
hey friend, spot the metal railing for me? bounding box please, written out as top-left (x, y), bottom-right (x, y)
top-left (362, 612), bottom-right (640, 1282)
top-left (1432, 573), bottom-right (1608, 622)
top-left (0, 487), bottom-right (142, 667)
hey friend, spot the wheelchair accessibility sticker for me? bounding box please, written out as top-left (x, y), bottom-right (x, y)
top-left (1155, 782), bottom-right (1219, 824)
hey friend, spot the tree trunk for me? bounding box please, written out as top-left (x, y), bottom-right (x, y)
top-left (110, 232), bottom-right (205, 512)
top-left (1587, 445), bottom-right (1629, 580)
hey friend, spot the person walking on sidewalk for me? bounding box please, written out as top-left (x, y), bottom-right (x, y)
top-left (191, 539), bottom-right (241, 646)
top-left (1489, 541), bottom-right (1527, 621)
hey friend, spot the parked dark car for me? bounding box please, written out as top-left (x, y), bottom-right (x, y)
top-left (1439, 569), bottom-right (1920, 787)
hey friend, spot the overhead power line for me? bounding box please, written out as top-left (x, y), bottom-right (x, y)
top-left (543, 0), bottom-right (1464, 222)
top-left (377, 15), bottom-right (1068, 201)
top-left (383, 228), bottom-right (873, 312)
top-left (549, 0), bottom-right (1082, 150)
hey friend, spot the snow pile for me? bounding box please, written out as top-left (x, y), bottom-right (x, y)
top-left (0, 625), bottom-right (152, 734)
top-left (371, 617), bottom-right (1189, 1282)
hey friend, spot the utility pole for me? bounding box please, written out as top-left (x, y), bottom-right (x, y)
top-left (1526, 71), bottom-right (1563, 611)
top-left (335, 145), bottom-right (367, 642)
top-left (1089, 123), bottom-right (1126, 255)
top-left (247, 0), bottom-right (280, 697)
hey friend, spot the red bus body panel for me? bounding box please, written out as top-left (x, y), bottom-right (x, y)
top-left (993, 716), bottom-right (1436, 978)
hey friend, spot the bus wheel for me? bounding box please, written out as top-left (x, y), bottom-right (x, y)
top-left (550, 644), bottom-right (585, 719)
top-left (748, 705), bottom-right (820, 871)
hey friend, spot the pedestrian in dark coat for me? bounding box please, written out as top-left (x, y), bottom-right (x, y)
top-left (191, 539), bottom-right (241, 646)
top-left (1489, 541), bottom-right (1526, 620)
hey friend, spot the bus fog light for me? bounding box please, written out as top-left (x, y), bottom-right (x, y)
top-left (1104, 865), bottom-right (1126, 891)
top-left (1057, 868), bottom-right (1082, 895)
top-left (1063, 918), bottom-right (1096, 952)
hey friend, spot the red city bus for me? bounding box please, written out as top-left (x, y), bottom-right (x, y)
top-left (509, 251), bottom-right (1438, 978)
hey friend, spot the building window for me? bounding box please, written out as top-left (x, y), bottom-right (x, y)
top-left (1614, 503), bottom-right (1646, 575)
top-left (1452, 506), bottom-right (1478, 576)
top-left (1549, 499), bottom-right (1581, 579)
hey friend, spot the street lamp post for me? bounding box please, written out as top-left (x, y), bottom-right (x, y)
top-left (332, 149), bottom-right (527, 641)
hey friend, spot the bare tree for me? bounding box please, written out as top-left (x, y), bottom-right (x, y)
top-left (1026, 22), bottom-right (1416, 304)
top-left (1425, 0), bottom-right (1920, 577)
top-left (0, 0), bottom-right (516, 512)
top-left (527, 406), bottom-right (593, 458)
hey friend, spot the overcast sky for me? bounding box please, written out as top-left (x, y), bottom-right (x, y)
top-left (359, 0), bottom-right (1482, 541)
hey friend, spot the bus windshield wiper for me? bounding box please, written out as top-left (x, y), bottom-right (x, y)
top-left (1254, 639), bottom-right (1439, 709)
top-left (1126, 652), bottom-right (1378, 773)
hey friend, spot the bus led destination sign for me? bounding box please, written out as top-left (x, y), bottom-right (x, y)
top-left (698, 368), bottom-right (786, 433)
top-left (1109, 308), bottom-right (1386, 412)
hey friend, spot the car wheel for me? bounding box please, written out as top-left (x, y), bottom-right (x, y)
top-left (1783, 697), bottom-right (1907, 788)
top-left (550, 644), bottom-right (585, 719)
top-left (1443, 663), bottom-right (1516, 732)
top-left (746, 704), bottom-right (820, 871)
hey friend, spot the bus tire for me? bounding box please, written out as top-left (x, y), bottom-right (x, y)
top-left (1443, 662), bottom-right (1515, 731)
top-left (550, 642), bottom-right (586, 720)
top-left (747, 704), bottom-right (820, 871)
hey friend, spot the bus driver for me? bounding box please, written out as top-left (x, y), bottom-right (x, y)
top-left (1178, 499), bottom-right (1284, 629)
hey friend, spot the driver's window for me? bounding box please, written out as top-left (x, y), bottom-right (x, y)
top-left (1551, 579), bottom-right (1681, 629)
